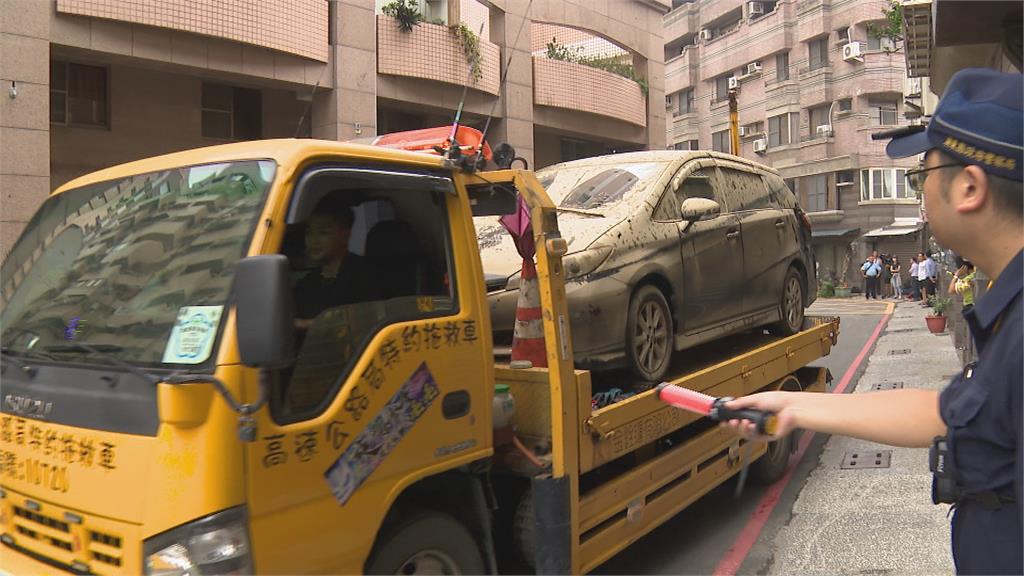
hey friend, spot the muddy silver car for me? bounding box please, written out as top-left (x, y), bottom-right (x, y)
top-left (476, 151), bottom-right (816, 382)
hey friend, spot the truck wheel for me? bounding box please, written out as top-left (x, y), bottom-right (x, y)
top-left (772, 267), bottom-right (804, 336)
top-left (626, 285), bottom-right (673, 383)
top-left (366, 511), bottom-right (485, 575)
top-left (513, 489), bottom-right (535, 571)
top-left (750, 433), bottom-right (792, 485)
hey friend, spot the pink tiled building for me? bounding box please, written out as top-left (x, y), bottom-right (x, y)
top-left (1, 0), bottom-right (670, 256)
top-left (664, 0), bottom-right (926, 286)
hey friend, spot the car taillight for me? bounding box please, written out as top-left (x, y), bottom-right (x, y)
top-left (796, 209), bottom-right (812, 233)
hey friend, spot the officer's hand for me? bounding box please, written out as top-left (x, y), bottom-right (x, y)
top-left (721, 391), bottom-right (799, 441)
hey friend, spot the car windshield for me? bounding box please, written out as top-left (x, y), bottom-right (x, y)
top-left (0, 160), bottom-right (275, 367)
top-left (537, 161), bottom-right (668, 212)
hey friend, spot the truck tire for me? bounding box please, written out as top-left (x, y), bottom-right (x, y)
top-left (626, 285), bottom-right (673, 383)
top-left (750, 433), bottom-right (792, 485)
top-left (772, 267), bottom-right (804, 336)
top-left (513, 489), bottom-right (535, 571)
top-left (366, 511), bottom-right (485, 575)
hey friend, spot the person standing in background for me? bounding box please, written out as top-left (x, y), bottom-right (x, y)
top-left (919, 252), bottom-right (938, 305)
top-left (909, 256), bottom-right (921, 300)
top-left (889, 256), bottom-right (903, 300)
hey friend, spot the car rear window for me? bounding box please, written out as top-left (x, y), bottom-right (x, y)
top-left (537, 162), bottom-right (667, 210)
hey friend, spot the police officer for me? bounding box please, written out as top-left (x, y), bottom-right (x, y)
top-left (724, 68), bottom-right (1023, 575)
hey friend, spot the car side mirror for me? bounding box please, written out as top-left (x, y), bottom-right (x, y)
top-left (680, 197), bottom-right (721, 221)
top-left (231, 255), bottom-right (295, 369)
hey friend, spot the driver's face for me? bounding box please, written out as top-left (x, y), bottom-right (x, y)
top-left (305, 214), bottom-right (350, 263)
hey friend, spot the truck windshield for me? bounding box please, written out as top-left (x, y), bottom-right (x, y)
top-left (0, 160), bottom-right (275, 368)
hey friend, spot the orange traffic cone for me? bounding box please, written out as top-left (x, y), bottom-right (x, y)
top-left (510, 257), bottom-right (546, 368)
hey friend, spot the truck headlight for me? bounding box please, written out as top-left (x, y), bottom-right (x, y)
top-left (144, 507), bottom-right (252, 576)
top-left (563, 247), bottom-right (613, 280)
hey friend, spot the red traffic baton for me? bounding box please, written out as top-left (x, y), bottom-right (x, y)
top-left (656, 383), bottom-right (778, 436)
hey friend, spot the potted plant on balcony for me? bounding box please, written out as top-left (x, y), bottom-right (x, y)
top-left (926, 295), bottom-right (952, 333)
top-left (382, 0), bottom-right (423, 31)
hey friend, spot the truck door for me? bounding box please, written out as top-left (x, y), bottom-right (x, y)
top-left (713, 163), bottom-right (790, 316)
top-left (675, 165), bottom-right (745, 330)
top-left (244, 165), bottom-right (493, 573)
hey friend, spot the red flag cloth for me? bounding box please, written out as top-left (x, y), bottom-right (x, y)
top-left (499, 195), bottom-right (535, 259)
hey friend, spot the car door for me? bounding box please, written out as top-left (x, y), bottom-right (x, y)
top-left (714, 163), bottom-right (791, 315)
top-left (674, 163), bottom-right (744, 331)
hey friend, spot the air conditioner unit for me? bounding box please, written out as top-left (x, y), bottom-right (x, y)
top-left (748, 1), bottom-right (766, 16)
top-left (699, 29), bottom-right (713, 42)
top-left (746, 61), bottom-right (763, 75)
top-left (727, 76), bottom-right (739, 90)
top-left (738, 126), bottom-right (748, 137)
top-left (752, 138), bottom-right (768, 153)
top-left (843, 41), bottom-right (864, 62)
top-left (816, 124), bottom-right (833, 138)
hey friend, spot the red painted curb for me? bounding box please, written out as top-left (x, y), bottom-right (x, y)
top-left (712, 309), bottom-right (893, 576)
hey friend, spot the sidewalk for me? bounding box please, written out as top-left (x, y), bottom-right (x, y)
top-left (767, 300), bottom-right (958, 575)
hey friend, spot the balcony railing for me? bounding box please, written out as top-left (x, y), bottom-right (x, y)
top-left (377, 16), bottom-right (500, 95)
top-left (532, 57), bottom-right (647, 127)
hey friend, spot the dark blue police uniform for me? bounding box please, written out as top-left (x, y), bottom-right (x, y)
top-left (882, 68), bottom-right (1024, 575)
top-left (939, 250), bottom-right (1022, 575)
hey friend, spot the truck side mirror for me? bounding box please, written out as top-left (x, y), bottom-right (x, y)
top-left (680, 197), bottom-right (721, 221)
top-left (232, 255), bottom-right (295, 369)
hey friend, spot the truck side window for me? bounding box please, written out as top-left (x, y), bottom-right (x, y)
top-left (272, 176), bottom-right (457, 423)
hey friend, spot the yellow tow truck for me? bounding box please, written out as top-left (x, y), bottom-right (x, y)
top-left (0, 136), bottom-right (838, 574)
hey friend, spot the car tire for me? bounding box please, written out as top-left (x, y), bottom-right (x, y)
top-left (750, 433), bottom-right (792, 485)
top-left (626, 285), bottom-right (673, 383)
top-left (365, 511), bottom-right (485, 575)
top-left (772, 267), bottom-right (805, 336)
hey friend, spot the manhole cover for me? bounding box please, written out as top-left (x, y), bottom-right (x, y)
top-left (841, 451), bottom-right (892, 469)
top-left (872, 381), bottom-right (905, 391)
top-left (888, 349), bottom-right (912, 355)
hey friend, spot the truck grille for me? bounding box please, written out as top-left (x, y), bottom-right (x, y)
top-left (4, 497), bottom-right (126, 574)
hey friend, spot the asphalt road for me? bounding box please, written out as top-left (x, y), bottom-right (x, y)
top-left (591, 307), bottom-right (887, 575)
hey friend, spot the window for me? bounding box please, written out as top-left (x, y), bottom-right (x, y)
top-left (560, 138), bottom-right (589, 161)
top-left (715, 75), bottom-right (731, 103)
top-left (803, 174), bottom-right (829, 212)
top-left (808, 105), bottom-right (830, 138)
top-left (776, 52), bottom-right (790, 81)
top-left (860, 168), bottom-right (910, 201)
top-left (742, 121), bottom-right (764, 137)
top-left (838, 98), bottom-right (853, 112)
top-left (768, 114), bottom-right (786, 147)
top-left (719, 167), bottom-right (771, 210)
top-left (678, 89), bottom-right (695, 114)
top-left (688, 139), bottom-right (700, 150)
top-left (274, 169), bottom-right (458, 422)
top-left (808, 37), bottom-right (829, 70)
top-left (673, 142), bottom-right (688, 150)
top-left (712, 130), bottom-right (730, 153)
top-left (836, 27), bottom-right (850, 44)
top-left (50, 61), bottom-right (108, 127)
top-left (202, 82), bottom-right (262, 140)
top-left (870, 100), bottom-right (898, 125)
top-left (675, 168), bottom-right (721, 206)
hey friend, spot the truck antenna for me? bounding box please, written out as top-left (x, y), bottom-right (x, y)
top-left (474, 0), bottom-right (534, 169)
top-left (442, 20), bottom-right (487, 169)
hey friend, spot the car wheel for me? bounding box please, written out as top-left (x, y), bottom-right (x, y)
top-left (626, 285), bottom-right (673, 383)
top-left (773, 267), bottom-right (805, 336)
top-left (365, 511), bottom-right (485, 575)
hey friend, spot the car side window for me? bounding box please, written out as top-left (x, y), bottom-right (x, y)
top-left (715, 166), bottom-right (772, 211)
top-left (674, 168), bottom-right (723, 209)
top-left (652, 187), bottom-right (680, 221)
top-left (272, 171), bottom-right (457, 423)
top-left (763, 173), bottom-right (797, 209)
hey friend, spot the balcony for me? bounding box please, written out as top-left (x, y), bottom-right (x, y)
top-left (665, 47), bottom-right (698, 94)
top-left (377, 16), bottom-right (500, 95)
top-left (533, 57), bottom-right (647, 127)
top-left (858, 51), bottom-right (907, 95)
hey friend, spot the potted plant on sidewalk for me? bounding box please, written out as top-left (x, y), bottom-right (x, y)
top-left (926, 295), bottom-right (952, 333)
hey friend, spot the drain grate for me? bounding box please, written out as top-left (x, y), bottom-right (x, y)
top-left (841, 451), bottom-right (892, 469)
top-left (887, 328), bottom-right (914, 333)
top-left (888, 349), bottom-right (912, 356)
top-left (872, 381), bottom-right (905, 391)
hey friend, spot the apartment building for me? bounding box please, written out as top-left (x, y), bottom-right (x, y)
top-left (0, 0), bottom-right (670, 257)
top-left (664, 0), bottom-right (923, 286)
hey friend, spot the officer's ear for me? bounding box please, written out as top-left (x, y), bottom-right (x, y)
top-left (954, 165), bottom-right (989, 215)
